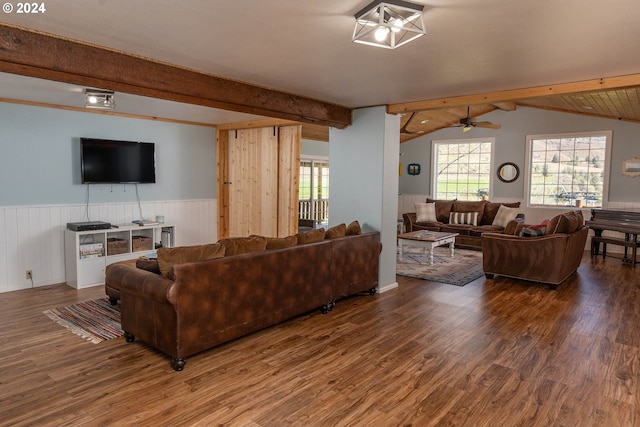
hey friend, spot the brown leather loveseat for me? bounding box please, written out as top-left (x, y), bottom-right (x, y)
top-left (105, 229), bottom-right (381, 371)
top-left (482, 210), bottom-right (588, 289)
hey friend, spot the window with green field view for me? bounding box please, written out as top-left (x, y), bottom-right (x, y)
top-left (432, 138), bottom-right (493, 200)
top-left (526, 131), bottom-right (611, 207)
top-left (299, 159), bottom-right (329, 224)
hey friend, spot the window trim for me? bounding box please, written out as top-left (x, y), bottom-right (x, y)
top-left (299, 155), bottom-right (330, 225)
top-left (431, 137), bottom-right (496, 200)
top-left (524, 130), bottom-right (613, 208)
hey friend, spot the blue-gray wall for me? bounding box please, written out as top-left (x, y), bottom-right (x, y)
top-left (0, 103), bottom-right (217, 206)
top-left (399, 106), bottom-right (640, 202)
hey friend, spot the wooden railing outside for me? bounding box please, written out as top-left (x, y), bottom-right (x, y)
top-left (298, 199), bottom-right (329, 224)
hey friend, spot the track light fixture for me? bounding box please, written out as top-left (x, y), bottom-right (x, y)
top-left (85, 89), bottom-right (115, 109)
top-left (352, 0), bottom-right (426, 49)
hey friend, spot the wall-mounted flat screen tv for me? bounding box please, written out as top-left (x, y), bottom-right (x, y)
top-left (81, 138), bottom-right (156, 184)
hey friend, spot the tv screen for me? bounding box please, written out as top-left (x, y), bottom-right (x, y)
top-left (80, 138), bottom-right (156, 184)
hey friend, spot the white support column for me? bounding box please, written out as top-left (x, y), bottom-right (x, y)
top-left (329, 106), bottom-right (400, 292)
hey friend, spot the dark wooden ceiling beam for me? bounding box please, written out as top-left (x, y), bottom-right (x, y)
top-left (0, 24), bottom-right (352, 129)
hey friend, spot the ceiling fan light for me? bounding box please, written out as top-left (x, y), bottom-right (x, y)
top-left (463, 126), bottom-right (472, 132)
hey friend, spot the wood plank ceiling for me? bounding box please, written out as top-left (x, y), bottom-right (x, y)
top-left (393, 85), bottom-right (640, 143)
top-left (301, 85), bottom-right (640, 144)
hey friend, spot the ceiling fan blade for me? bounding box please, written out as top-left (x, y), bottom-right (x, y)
top-left (474, 121), bottom-right (501, 129)
top-left (400, 112), bottom-right (420, 134)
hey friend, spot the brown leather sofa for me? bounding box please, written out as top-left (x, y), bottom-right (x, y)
top-left (105, 231), bottom-right (381, 371)
top-left (482, 210), bottom-right (588, 289)
top-left (402, 199), bottom-right (524, 249)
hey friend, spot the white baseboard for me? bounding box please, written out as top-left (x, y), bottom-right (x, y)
top-left (378, 281), bottom-right (399, 293)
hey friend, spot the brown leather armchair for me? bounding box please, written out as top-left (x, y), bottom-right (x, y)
top-left (482, 210), bottom-right (588, 289)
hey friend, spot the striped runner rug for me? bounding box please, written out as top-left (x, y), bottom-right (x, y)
top-left (43, 298), bottom-right (122, 344)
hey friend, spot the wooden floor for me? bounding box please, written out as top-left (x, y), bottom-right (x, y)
top-left (2, 252), bottom-right (640, 426)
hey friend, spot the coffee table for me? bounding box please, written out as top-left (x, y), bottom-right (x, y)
top-left (398, 230), bottom-right (459, 265)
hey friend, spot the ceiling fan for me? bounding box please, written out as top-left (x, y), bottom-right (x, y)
top-left (453, 107), bottom-right (501, 132)
top-left (400, 112), bottom-right (423, 135)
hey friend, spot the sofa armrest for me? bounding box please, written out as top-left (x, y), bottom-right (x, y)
top-left (106, 263), bottom-right (175, 305)
top-left (403, 212), bottom-right (417, 233)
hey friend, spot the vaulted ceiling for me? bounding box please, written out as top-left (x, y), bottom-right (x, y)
top-left (1, 0), bottom-right (640, 142)
top-left (395, 83), bottom-right (640, 142)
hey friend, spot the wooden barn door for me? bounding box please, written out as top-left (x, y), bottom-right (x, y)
top-left (217, 125), bottom-right (300, 238)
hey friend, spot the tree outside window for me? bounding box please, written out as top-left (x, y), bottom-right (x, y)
top-left (526, 131), bottom-right (611, 207)
top-left (432, 138), bottom-right (493, 201)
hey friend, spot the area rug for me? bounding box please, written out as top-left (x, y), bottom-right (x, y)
top-left (43, 298), bottom-right (122, 344)
top-left (396, 246), bottom-right (485, 286)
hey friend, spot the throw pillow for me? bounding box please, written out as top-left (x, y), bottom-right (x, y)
top-left (415, 202), bottom-right (437, 223)
top-left (519, 227), bottom-right (547, 237)
top-left (296, 228), bottom-right (326, 244)
top-left (483, 201), bottom-right (521, 225)
top-left (157, 243), bottom-right (226, 278)
top-left (218, 236), bottom-right (268, 256)
top-left (449, 211), bottom-right (478, 226)
top-left (325, 223), bottom-right (347, 239)
top-left (492, 205), bottom-right (519, 228)
top-left (346, 220), bottom-right (362, 235)
top-left (529, 220), bottom-right (549, 230)
top-left (264, 235), bottom-right (298, 250)
top-left (452, 200), bottom-right (487, 224)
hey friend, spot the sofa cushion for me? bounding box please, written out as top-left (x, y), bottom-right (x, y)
top-left (157, 243), bottom-right (226, 278)
top-left (452, 200), bottom-right (487, 224)
top-left (325, 223), bottom-right (347, 239)
top-left (440, 224), bottom-right (473, 235)
top-left (482, 201), bottom-right (521, 225)
top-left (492, 205), bottom-right (520, 228)
top-left (449, 211), bottom-right (479, 226)
top-left (218, 236), bottom-right (268, 256)
top-left (546, 210), bottom-right (583, 235)
top-left (503, 220), bottom-right (521, 236)
top-left (346, 220), bottom-right (362, 235)
top-left (297, 228), bottom-right (326, 244)
top-left (415, 202), bottom-right (437, 223)
top-left (264, 235), bottom-right (298, 250)
top-left (427, 198), bottom-right (456, 223)
top-left (470, 224), bottom-right (504, 237)
top-left (136, 257), bottom-right (161, 274)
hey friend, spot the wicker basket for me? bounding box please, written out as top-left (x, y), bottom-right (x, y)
top-left (107, 238), bottom-right (127, 255)
top-left (132, 235), bottom-right (152, 252)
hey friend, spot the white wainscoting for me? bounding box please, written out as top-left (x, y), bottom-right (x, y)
top-left (0, 199), bottom-right (217, 293)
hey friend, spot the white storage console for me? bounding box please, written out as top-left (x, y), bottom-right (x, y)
top-left (64, 224), bottom-right (175, 289)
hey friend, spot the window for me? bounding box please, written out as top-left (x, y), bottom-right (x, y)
top-left (299, 159), bottom-right (329, 225)
top-left (526, 131), bottom-right (611, 207)
top-left (432, 138), bottom-right (494, 200)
